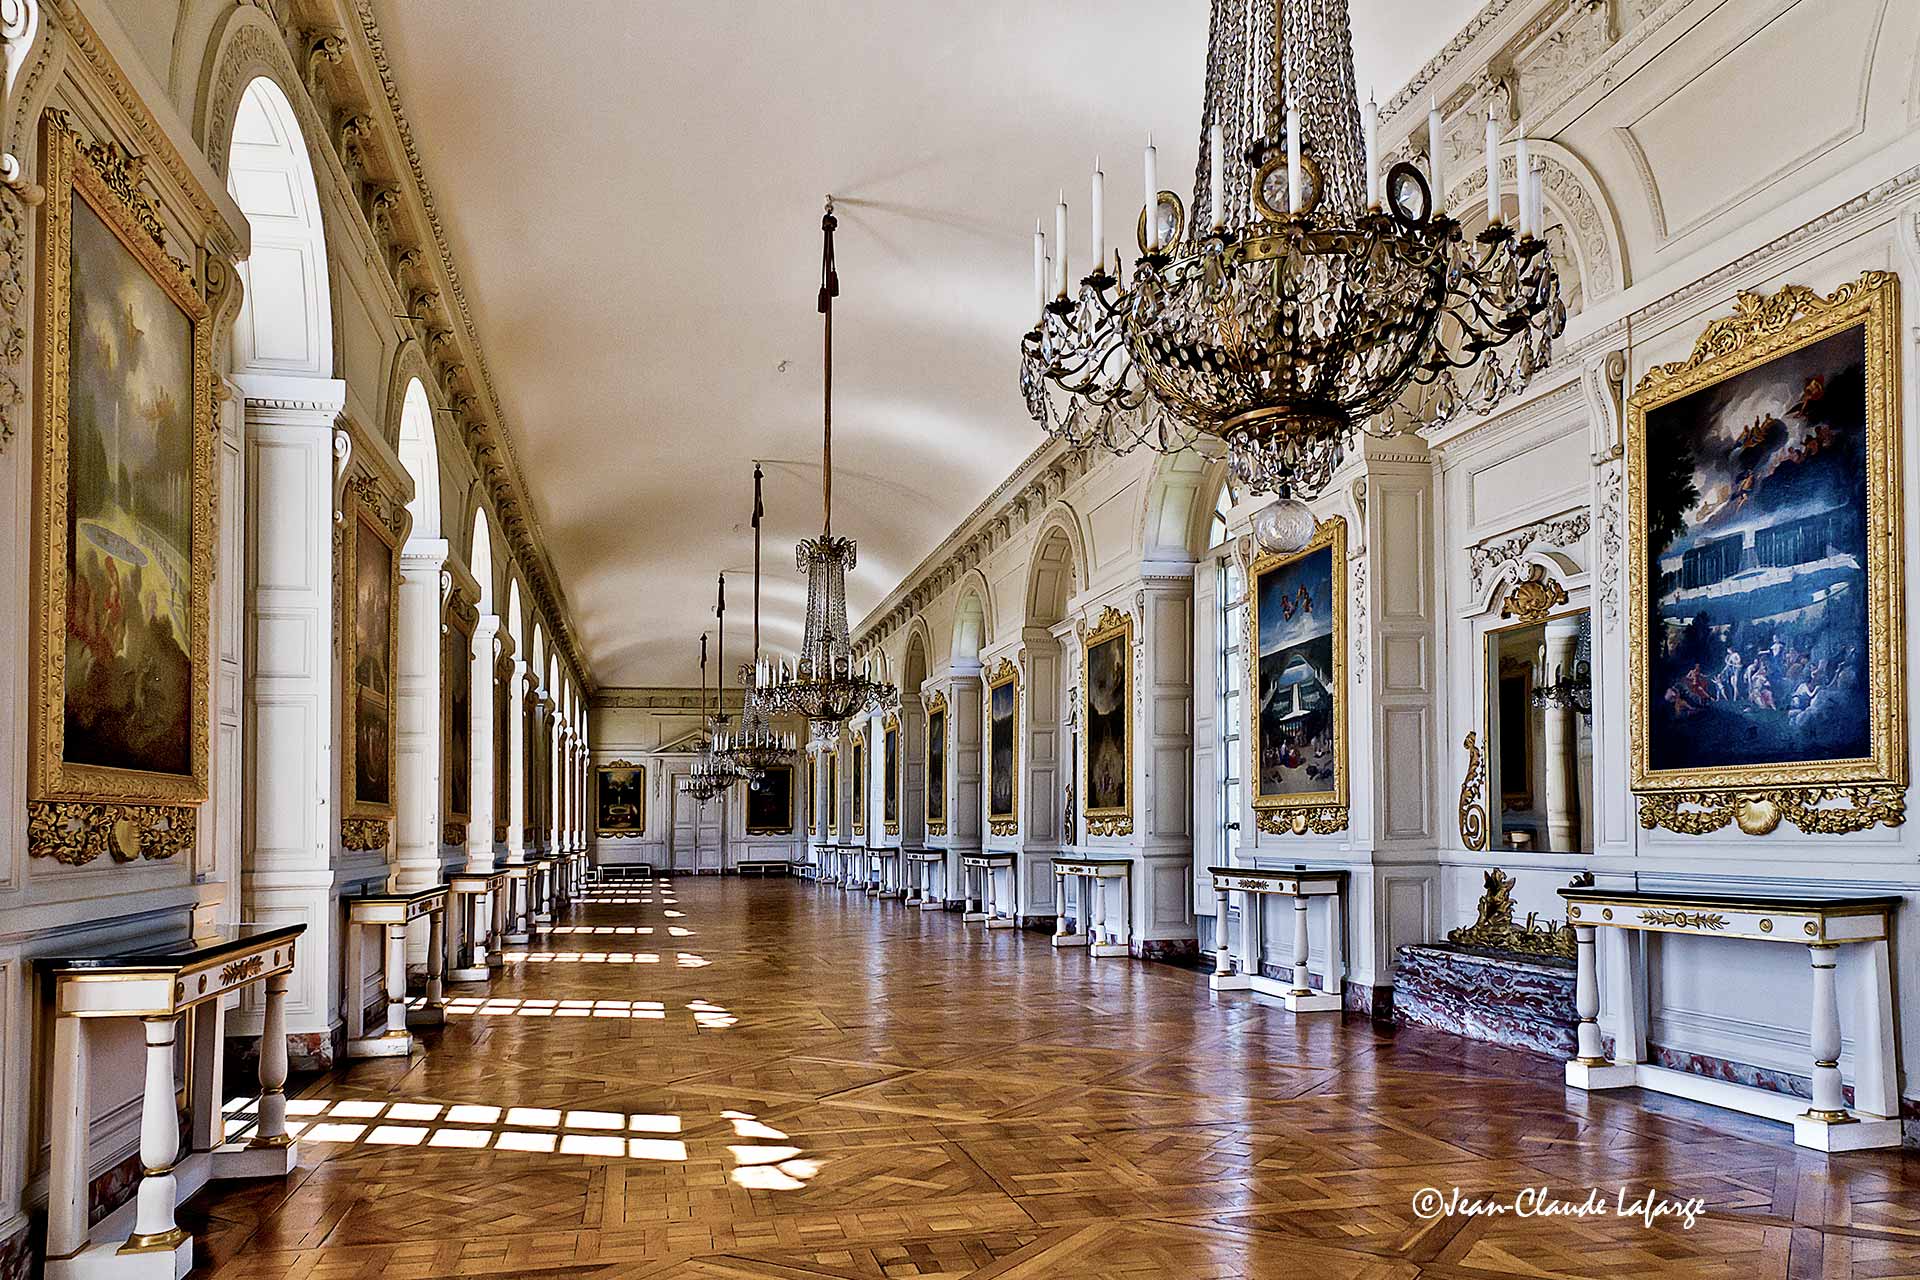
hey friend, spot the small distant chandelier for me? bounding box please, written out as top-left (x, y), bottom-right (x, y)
top-left (1019, 0), bottom-right (1564, 504)
top-left (1531, 615), bottom-right (1594, 719)
top-left (719, 463), bottom-right (799, 787)
top-left (755, 199), bottom-right (898, 747)
top-left (680, 593), bottom-right (750, 807)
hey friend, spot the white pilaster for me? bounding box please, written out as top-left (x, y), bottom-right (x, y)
top-left (466, 614), bottom-right (501, 871)
top-left (394, 541), bottom-right (448, 893)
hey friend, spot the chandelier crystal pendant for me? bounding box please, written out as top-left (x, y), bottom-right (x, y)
top-left (720, 463), bottom-right (800, 788)
top-left (1019, 0), bottom-right (1565, 502)
top-left (755, 199), bottom-right (898, 748)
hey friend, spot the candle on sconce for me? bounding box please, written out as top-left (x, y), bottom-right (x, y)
top-left (1514, 138), bottom-right (1531, 236)
top-left (1363, 93), bottom-right (1380, 210)
top-left (1529, 163), bottom-right (1545, 239)
top-left (1485, 110), bottom-right (1500, 224)
top-left (1429, 97), bottom-right (1445, 213)
top-left (1286, 101), bottom-right (1302, 214)
top-left (1032, 219), bottom-right (1046, 315)
top-left (1054, 192), bottom-right (1068, 297)
top-left (1090, 157), bottom-right (1105, 275)
top-left (1143, 133), bottom-right (1159, 250)
top-left (1209, 123), bottom-right (1225, 229)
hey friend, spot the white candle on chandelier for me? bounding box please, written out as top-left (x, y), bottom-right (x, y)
top-left (1362, 92), bottom-right (1380, 210)
top-left (1054, 191), bottom-right (1069, 296)
top-left (1428, 97), bottom-right (1445, 213)
top-left (1143, 133), bottom-right (1159, 250)
top-left (1514, 137), bottom-right (1533, 236)
top-left (1286, 101), bottom-right (1302, 214)
top-left (1090, 158), bottom-right (1105, 275)
top-left (1032, 219), bottom-right (1046, 315)
top-left (1209, 123), bottom-right (1225, 229)
top-left (1529, 163), bottom-right (1545, 239)
top-left (1485, 109), bottom-right (1500, 224)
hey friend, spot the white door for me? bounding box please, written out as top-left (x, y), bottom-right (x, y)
top-left (670, 775), bottom-right (700, 874)
top-left (698, 793), bottom-right (726, 873)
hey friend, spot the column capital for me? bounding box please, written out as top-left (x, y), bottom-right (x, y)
top-left (233, 373), bottom-right (348, 417)
top-left (400, 537), bottom-right (450, 574)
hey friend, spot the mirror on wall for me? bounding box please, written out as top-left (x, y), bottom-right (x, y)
top-left (1486, 610), bottom-right (1594, 853)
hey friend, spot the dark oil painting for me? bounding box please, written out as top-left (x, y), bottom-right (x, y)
top-left (1256, 544), bottom-right (1336, 798)
top-left (926, 707), bottom-right (946, 824)
top-left (884, 724), bottom-right (898, 825)
top-left (598, 763), bottom-right (644, 833)
top-left (1645, 324), bottom-right (1872, 771)
top-left (352, 521), bottom-right (393, 806)
top-left (62, 195), bottom-right (196, 777)
top-left (747, 764), bottom-right (792, 833)
top-left (444, 623), bottom-right (470, 819)
top-left (989, 679), bottom-right (1016, 819)
top-left (1085, 631), bottom-right (1127, 812)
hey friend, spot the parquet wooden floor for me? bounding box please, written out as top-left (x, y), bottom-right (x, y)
top-left (188, 876), bottom-right (1920, 1279)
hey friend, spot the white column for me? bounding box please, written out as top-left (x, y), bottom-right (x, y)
top-left (465, 614), bottom-right (501, 871)
top-left (546, 703), bottom-right (562, 853)
top-left (394, 542), bottom-right (448, 895)
top-left (237, 378), bottom-right (348, 1055)
top-left (506, 660), bottom-right (529, 863)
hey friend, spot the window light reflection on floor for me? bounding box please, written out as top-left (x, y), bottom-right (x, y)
top-left (439, 996), bottom-right (737, 1028)
top-left (220, 1096), bottom-right (810, 1186)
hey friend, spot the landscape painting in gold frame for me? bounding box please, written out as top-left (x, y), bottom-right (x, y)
top-left (29, 115), bottom-right (216, 863)
top-left (1627, 271), bottom-right (1904, 836)
top-left (1081, 607), bottom-right (1133, 836)
top-left (596, 760), bottom-right (645, 836)
top-left (1246, 516), bottom-right (1348, 835)
top-left (340, 484), bottom-right (400, 845)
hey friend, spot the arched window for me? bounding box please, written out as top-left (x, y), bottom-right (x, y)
top-left (226, 77), bottom-right (331, 377)
top-left (397, 379), bottom-right (438, 538)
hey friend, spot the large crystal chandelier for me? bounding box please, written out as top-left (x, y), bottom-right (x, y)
top-left (1020, 0), bottom-right (1564, 502)
top-left (755, 199), bottom-right (898, 747)
top-left (719, 463), bottom-right (799, 787)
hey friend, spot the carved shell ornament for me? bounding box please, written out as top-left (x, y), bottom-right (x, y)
top-left (1499, 565), bottom-right (1568, 624)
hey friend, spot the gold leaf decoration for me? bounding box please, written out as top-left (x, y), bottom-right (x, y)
top-left (28, 801), bottom-right (196, 865)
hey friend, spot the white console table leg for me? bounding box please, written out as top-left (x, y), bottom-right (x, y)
top-left (1565, 924), bottom-right (1633, 1088)
top-left (46, 1015), bottom-right (90, 1261)
top-left (255, 973), bottom-right (293, 1149)
top-left (1213, 888), bottom-right (1231, 976)
top-left (1289, 897), bottom-right (1311, 996)
top-left (125, 1017), bottom-right (189, 1257)
top-left (1054, 872), bottom-right (1069, 939)
top-left (1851, 938), bottom-right (1898, 1119)
top-left (418, 909), bottom-right (446, 1023)
top-left (1806, 944), bottom-right (1847, 1121)
top-left (384, 923), bottom-right (411, 1042)
top-left (1600, 926), bottom-right (1643, 1065)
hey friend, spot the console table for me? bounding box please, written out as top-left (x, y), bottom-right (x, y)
top-left (1207, 864), bottom-right (1347, 1012)
top-left (343, 887), bottom-right (446, 1058)
top-left (903, 846), bottom-right (944, 909)
top-left (446, 869), bottom-right (505, 982)
top-left (1559, 886), bottom-right (1901, 1152)
top-left (962, 852), bottom-right (1017, 928)
top-left (869, 847), bottom-right (903, 898)
top-left (42, 924), bottom-right (305, 1279)
top-left (502, 861), bottom-right (532, 943)
top-left (530, 855), bottom-right (558, 925)
top-left (1053, 856), bottom-right (1131, 956)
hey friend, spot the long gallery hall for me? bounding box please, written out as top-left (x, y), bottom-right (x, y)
top-left (5, 1), bottom-right (1920, 1278)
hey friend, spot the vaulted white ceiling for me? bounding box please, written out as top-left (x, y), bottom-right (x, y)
top-left (371, 1), bottom-right (1483, 688)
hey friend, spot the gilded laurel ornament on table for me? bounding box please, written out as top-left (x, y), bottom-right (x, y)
top-left (1626, 271), bottom-right (1905, 836)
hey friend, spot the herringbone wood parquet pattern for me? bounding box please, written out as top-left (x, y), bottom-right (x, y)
top-left (187, 877), bottom-right (1920, 1279)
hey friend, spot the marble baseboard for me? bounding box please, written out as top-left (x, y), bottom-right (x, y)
top-left (1345, 981), bottom-right (1393, 1020)
top-left (1392, 943), bottom-right (1576, 1058)
top-left (1138, 937), bottom-right (1198, 962)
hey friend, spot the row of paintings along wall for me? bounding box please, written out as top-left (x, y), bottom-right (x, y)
top-left (1175, 0), bottom-right (1920, 1145)
top-left (0, 3), bottom-right (592, 1267)
top-left (589, 690), bottom-right (810, 875)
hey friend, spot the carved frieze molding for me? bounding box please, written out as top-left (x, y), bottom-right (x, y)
top-left (1468, 509), bottom-right (1589, 602)
top-left (1638, 789), bottom-right (1906, 838)
top-left (1255, 807), bottom-right (1349, 837)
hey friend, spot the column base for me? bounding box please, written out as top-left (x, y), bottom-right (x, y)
top-left (447, 966), bottom-right (489, 983)
top-left (48, 1234), bottom-right (194, 1280)
top-left (962, 911), bottom-right (988, 923)
top-left (505, 930), bottom-right (530, 945)
top-left (878, 889), bottom-right (905, 900)
top-left (985, 917), bottom-right (1015, 930)
top-left (918, 900), bottom-right (943, 912)
top-left (1283, 990), bottom-right (1340, 1012)
top-left (1564, 1059), bottom-right (1637, 1090)
top-left (343, 1030), bottom-right (413, 1060)
top-left (1089, 942), bottom-right (1129, 958)
top-left (406, 1004), bottom-right (445, 1027)
top-left (212, 1138), bottom-right (300, 1179)
top-left (1793, 1113), bottom-right (1903, 1152)
top-left (1051, 932), bottom-right (1089, 948)
top-left (1208, 973), bottom-right (1251, 992)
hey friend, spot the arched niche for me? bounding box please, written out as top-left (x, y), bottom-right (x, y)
top-left (1025, 508), bottom-right (1086, 628)
top-left (1140, 451), bottom-right (1224, 562)
top-left (396, 378), bottom-right (438, 539)
top-left (223, 75), bottom-right (332, 378)
top-left (951, 570), bottom-right (993, 669)
top-left (469, 508), bottom-right (494, 615)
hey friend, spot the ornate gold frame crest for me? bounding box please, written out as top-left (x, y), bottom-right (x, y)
top-left (596, 759), bottom-right (646, 837)
top-left (924, 689), bottom-right (948, 836)
top-left (986, 657), bottom-right (1020, 836)
top-left (882, 711), bottom-right (901, 836)
top-left (1246, 516), bottom-right (1349, 835)
top-left (745, 763), bottom-right (794, 835)
top-left (340, 475), bottom-right (403, 851)
top-left (1626, 271), bottom-right (1905, 836)
top-left (1081, 606), bottom-right (1134, 837)
top-left (29, 115), bottom-right (217, 864)
top-left (850, 726), bottom-right (867, 836)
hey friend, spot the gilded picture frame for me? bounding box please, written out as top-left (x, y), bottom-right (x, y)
top-left (1081, 607), bottom-right (1134, 837)
top-left (924, 690), bottom-right (948, 836)
top-left (827, 750), bottom-right (839, 833)
top-left (882, 712), bottom-right (900, 836)
top-left (1626, 271), bottom-right (1905, 836)
top-left (804, 753), bottom-right (816, 833)
top-left (340, 478), bottom-right (402, 845)
top-left (1247, 516), bottom-right (1349, 835)
top-left (746, 763), bottom-right (795, 835)
top-left (441, 598), bottom-right (475, 847)
top-left (596, 760), bottom-right (646, 836)
top-left (851, 729), bottom-right (866, 836)
top-left (493, 652), bottom-right (512, 843)
top-left (987, 657), bottom-right (1019, 836)
top-left (28, 114), bottom-right (216, 864)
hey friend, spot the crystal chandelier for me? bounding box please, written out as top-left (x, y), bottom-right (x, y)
top-left (755, 199), bottom-right (898, 747)
top-left (719, 463), bottom-right (799, 787)
top-left (1019, 0), bottom-right (1565, 504)
top-left (680, 588), bottom-right (751, 807)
